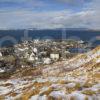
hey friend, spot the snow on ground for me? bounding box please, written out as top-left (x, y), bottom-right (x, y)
top-left (0, 46), bottom-right (99, 99)
top-left (0, 68), bottom-right (5, 73)
top-left (0, 75), bottom-right (100, 99)
top-left (0, 86), bottom-right (12, 95)
top-left (68, 91), bottom-right (86, 100)
top-left (49, 91), bottom-right (66, 99)
top-left (30, 95), bottom-right (39, 100)
top-left (30, 95), bottom-right (47, 100)
top-left (0, 78), bottom-right (32, 96)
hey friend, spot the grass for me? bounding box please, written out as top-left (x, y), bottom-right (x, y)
top-left (0, 72), bottom-right (14, 79)
top-left (0, 95), bottom-right (5, 100)
top-left (75, 83), bottom-right (82, 90)
top-left (70, 96), bottom-right (77, 100)
top-left (40, 87), bottom-right (54, 96)
top-left (66, 88), bottom-right (76, 94)
top-left (48, 96), bottom-right (62, 100)
top-left (33, 81), bottom-right (51, 89)
top-left (84, 96), bottom-right (89, 100)
top-left (3, 55), bottom-right (15, 63)
top-left (47, 96), bottom-right (56, 100)
top-left (83, 81), bottom-right (94, 88)
top-left (65, 82), bottom-right (82, 93)
top-left (58, 80), bottom-right (70, 84)
top-left (94, 73), bottom-right (100, 79)
top-left (82, 90), bottom-right (96, 96)
top-left (20, 89), bottom-right (40, 100)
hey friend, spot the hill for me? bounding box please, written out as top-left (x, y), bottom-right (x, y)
top-left (0, 46), bottom-right (100, 100)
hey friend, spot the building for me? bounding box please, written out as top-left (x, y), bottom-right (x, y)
top-left (0, 52), bottom-right (2, 57)
top-left (50, 53), bottom-right (60, 61)
top-left (43, 58), bottom-right (52, 64)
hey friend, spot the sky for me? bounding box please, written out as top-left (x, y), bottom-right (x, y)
top-left (0, 0), bottom-right (100, 29)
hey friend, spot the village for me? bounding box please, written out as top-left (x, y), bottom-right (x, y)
top-left (0, 39), bottom-right (89, 77)
top-left (0, 40), bottom-right (99, 100)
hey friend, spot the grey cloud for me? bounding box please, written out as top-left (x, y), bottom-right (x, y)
top-left (0, 0), bottom-right (100, 29)
top-left (85, 0), bottom-right (100, 29)
top-left (0, 10), bottom-right (96, 29)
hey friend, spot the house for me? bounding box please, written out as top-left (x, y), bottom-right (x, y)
top-left (33, 47), bottom-right (38, 54)
top-left (24, 52), bottom-right (30, 59)
top-left (50, 53), bottom-right (60, 61)
top-left (0, 52), bottom-right (2, 57)
top-left (18, 47), bottom-right (28, 52)
top-left (43, 58), bottom-right (52, 64)
top-left (28, 52), bottom-right (35, 61)
top-left (0, 68), bottom-right (5, 73)
top-left (28, 52), bottom-right (38, 61)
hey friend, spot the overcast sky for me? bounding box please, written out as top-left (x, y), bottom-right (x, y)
top-left (0, 0), bottom-right (100, 29)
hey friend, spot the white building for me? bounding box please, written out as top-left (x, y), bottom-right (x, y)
top-left (18, 47), bottom-right (28, 52)
top-left (0, 52), bottom-right (2, 57)
top-left (28, 52), bottom-right (35, 61)
top-left (50, 53), bottom-right (60, 61)
top-left (0, 68), bottom-right (5, 73)
top-left (34, 39), bottom-right (40, 44)
top-left (43, 58), bottom-right (51, 64)
top-left (33, 48), bottom-right (38, 53)
top-left (28, 52), bottom-right (38, 61)
top-left (24, 52), bottom-right (30, 59)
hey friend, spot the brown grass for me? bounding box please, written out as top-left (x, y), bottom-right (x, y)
top-left (0, 83), bottom-right (13, 87)
top-left (82, 90), bottom-right (96, 96)
top-left (58, 80), bottom-right (70, 84)
top-left (83, 81), bottom-right (94, 88)
top-left (84, 96), bottom-right (89, 100)
top-left (70, 96), bottom-right (76, 100)
top-left (33, 81), bottom-right (51, 89)
top-left (21, 89), bottom-right (40, 100)
top-left (40, 87), bottom-right (54, 96)
top-left (94, 73), bottom-right (100, 79)
top-left (0, 95), bottom-right (5, 100)
top-left (47, 96), bottom-right (62, 100)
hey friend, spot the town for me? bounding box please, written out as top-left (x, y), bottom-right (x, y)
top-left (0, 39), bottom-right (91, 78)
top-left (0, 39), bottom-right (99, 100)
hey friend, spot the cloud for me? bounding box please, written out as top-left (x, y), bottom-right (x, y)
top-left (56, 0), bottom-right (84, 3)
top-left (54, 0), bottom-right (89, 6)
top-left (0, 0), bottom-right (45, 9)
top-left (0, 0), bottom-right (39, 3)
top-left (0, 9), bottom-right (95, 29)
top-left (84, 0), bottom-right (100, 29)
top-left (0, 0), bottom-right (100, 29)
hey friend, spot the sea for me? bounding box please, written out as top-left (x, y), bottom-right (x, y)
top-left (0, 29), bottom-right (100, 47)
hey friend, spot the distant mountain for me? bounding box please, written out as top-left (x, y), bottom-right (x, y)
top-left (0, 28), bottom-right (89, 31)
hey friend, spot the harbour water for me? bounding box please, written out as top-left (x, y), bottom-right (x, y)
top-left (0, 30), bottom-right (100, 47)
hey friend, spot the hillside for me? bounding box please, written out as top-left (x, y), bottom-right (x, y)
top-left (43, 46), bottom-right (100, 77)
top-left (0, 46), bottom-right (100, 100)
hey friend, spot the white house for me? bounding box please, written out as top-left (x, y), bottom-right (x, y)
top-left (0, 68), bottom-right (5, 73)
top-left (24, 52), bottom-right (30, 59)
top-left (18, 47), bottom-right (28, 52)
top-left (0, 52), bottom-right (2, 57)
top-left (33, 48), bottom-right (38, 53)
top-left (34, 39), bottom-right (39, 43)
top-left (43, 58), bottom-right (51, 64)
top-left (28, 52), bottom-right (39, 61)
top-left (28, 52), bottom-right (35, 61)
top-left (50, 53), bottom-right (60, 61)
